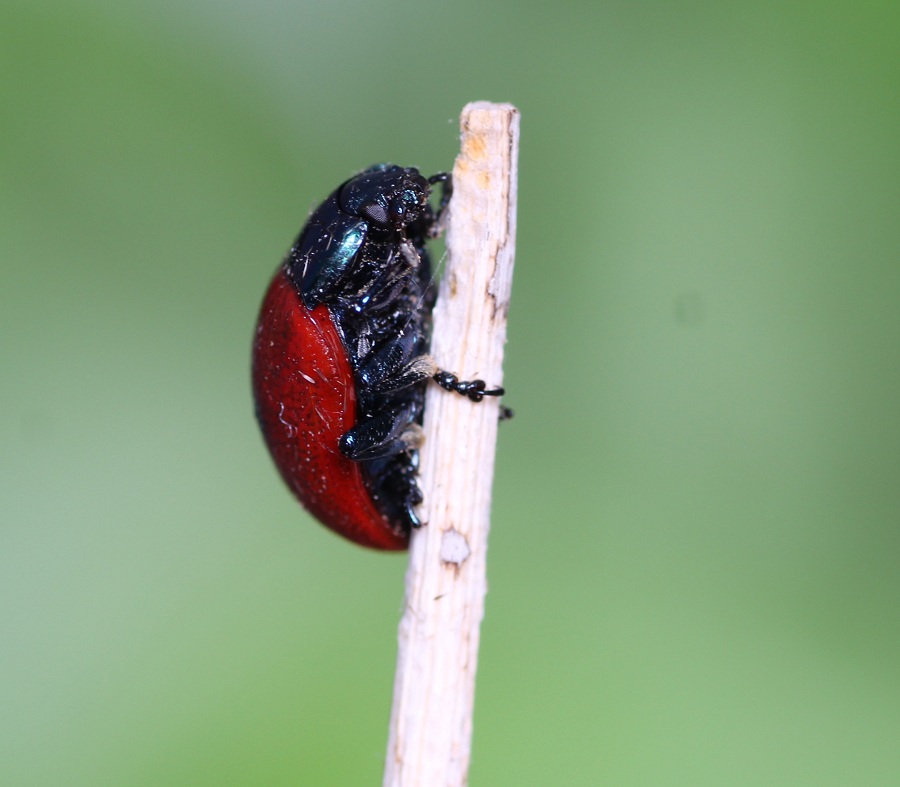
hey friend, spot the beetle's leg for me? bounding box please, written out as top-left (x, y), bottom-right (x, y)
top-left (428, 172), bottom-right (452, 211)
top-left (426, 172), bottom-right (452, 237)
top-left (402, 463), bottom-right (425, 528)
top-left (402, 479), bottom-right (424, 528)
top-left (339, 407), bottom-right (423, 462)
top-left (362, 344), bottom-right (506, 402)
top-left (357, 331), bottom-right (425, 393)
top-left (347, 263), bottom-right (407, 316)
top-left (364, 355), bottom-right (437, 394)
top-left (376, 456), bottom-right (425, 529)
top-left (432, 369), bottom-right (505, 401)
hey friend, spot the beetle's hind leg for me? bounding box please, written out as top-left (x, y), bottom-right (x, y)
top-left (360, 453), bottom-right (425, 531)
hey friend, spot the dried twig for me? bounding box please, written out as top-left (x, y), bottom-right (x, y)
top-left (383, 102), bottom-right (520, 787)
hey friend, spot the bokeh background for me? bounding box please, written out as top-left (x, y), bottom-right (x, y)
top-left (3, 1), bottom-right (899, 784)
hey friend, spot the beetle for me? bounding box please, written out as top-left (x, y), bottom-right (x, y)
top-left (252, 164), bottom-right (504, 550)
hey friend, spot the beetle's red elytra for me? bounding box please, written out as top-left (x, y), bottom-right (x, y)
top-left (253, 270), bottom-right (407, 549)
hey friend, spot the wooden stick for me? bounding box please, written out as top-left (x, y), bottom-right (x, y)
top-left (383, 102), bottom-right (520, 787)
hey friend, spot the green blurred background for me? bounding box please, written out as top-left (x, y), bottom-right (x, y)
top-left (2, 1), bottom-right (899, 784)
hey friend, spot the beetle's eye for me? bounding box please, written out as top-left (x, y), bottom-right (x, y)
top-left (363, 202), bottom-right (389, 224)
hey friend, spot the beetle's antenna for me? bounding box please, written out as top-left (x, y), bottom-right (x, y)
top-left (383, 102), bottom-right (519, 787)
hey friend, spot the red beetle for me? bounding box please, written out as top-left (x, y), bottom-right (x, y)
top-left (252, 165), bottom-right (504, 550)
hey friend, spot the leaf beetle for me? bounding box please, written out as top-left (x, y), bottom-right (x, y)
top-left (252, 164), bottom-right (505, 550)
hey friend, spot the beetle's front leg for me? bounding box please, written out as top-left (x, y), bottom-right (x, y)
top-left (427, 172), bottom-right (452, 238)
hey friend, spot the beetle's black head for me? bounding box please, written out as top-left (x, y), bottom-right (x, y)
top-left (340, 165), bottom-right (431, 232)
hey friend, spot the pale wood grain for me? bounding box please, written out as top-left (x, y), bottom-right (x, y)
top-left (383, 102), bottom-right (520, 787)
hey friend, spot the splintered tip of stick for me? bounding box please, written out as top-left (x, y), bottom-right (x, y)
top-left (383, 102), bottom-right (519, 787)
top-left (448, 103), bottom-right (519, 326)
top-left (458, 102), bottom-right (520, 172)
